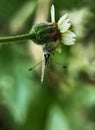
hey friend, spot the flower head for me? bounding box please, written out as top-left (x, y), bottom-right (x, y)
top-left (30, 5), bottom-right (76, 48)
top-left (51, 5), bottom-right (76, 46)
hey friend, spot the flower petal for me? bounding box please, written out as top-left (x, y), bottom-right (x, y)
top-left (58, 18), bottom-right (70, 29)
top-left (61, 30), bottom-right (76, 45)
top-left (51, 5), bottom-right (55, 23)
top-left (60, 23), bottom-right (71, 33)
top-left (58, 14), bottom-right (68, 26)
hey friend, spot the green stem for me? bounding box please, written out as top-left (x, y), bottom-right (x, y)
top-left (0, 33), bottom-right (33, 43)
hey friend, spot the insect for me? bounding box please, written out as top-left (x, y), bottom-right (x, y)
top-left (29, 47), bottom-right (67, 83)
top-left (29, 47), bottom-right (54, 83)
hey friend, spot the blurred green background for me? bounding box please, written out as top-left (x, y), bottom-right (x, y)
top-left (0, 0), bottom-right (95, 130)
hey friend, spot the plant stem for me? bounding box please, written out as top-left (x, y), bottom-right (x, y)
top-left (0, 33), bottom-right (33, 43)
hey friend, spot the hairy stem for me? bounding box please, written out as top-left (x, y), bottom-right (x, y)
top-left (0, 33), bottom-right (33, 43)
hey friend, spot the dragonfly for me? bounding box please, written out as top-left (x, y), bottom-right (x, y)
top-left (29, 47), bottom-right (54, 83)
top-left (29, 47), bottom-right (67, 83)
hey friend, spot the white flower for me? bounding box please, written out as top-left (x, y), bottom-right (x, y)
top-left (51, 5), bottom-right (76, 46)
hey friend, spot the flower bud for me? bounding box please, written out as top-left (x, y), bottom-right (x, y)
top-left (30, 22), bottom-right (60, 45)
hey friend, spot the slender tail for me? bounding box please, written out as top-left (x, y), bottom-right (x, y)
top-left (41, 57), bottom-right (46, 83)
top-left (41, 47), bottom-right (51, 83)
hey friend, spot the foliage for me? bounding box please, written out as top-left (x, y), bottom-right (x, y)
top-left (0, 0), bottom-right (95, 130)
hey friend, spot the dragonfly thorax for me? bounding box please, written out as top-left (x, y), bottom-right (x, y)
top-left (43, 47), bottom-right (52, 65)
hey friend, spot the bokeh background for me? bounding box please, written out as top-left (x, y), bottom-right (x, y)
top-left (0, 0), bottom-right (95, 130)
